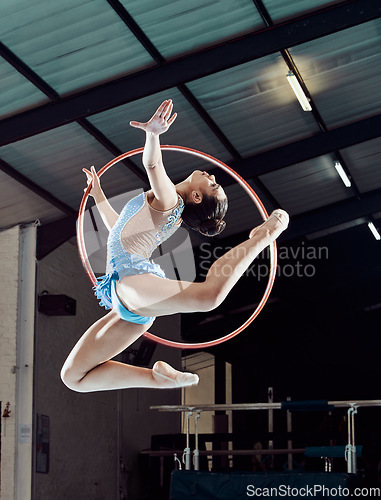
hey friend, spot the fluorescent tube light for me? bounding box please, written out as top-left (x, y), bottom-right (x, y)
top-left (286, 71), bottom-right (312, 111)
top-left (334, 161), bottom-right (351, 187)
top-left (368, 222), bottom-right (381, 241)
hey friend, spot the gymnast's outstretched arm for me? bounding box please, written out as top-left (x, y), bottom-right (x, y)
top-left (130, 99), bottom-right (178, 211)
top-left (83, 165), bottom-right (119, 231)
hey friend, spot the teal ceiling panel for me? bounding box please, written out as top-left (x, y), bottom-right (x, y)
top-left (340, 138), bottom-right (381, 194)
top-left (262, 0), bottom-right (341, 23)
top-left (289, 20), bottom-right (381, 128)
top-left (122, 0), bottom-right (264, 59)
top-left (187, 54), bottom-right (321, 157)
top-left (0, 170), bottom-right (63, 227)
top-left (259, 156), bottom-right (353, 215)
top-left (88, 88), bottom-right (234, 181)
top-left (0, 0), bottom-right (154, 95)
top-left (0, 123), bottom-right (143, 208)
top-left (0, 58), bottom-right (48, 119)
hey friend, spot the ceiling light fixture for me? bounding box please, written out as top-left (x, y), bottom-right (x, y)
top-left (286, 71), bottom-right (312, 111)
top-left (368, 222), bottom-right (381, 241)
top-left (334, 161), bottom-right (351, 187)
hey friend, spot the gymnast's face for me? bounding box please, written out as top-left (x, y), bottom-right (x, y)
top-left (188, 170), bottom-right (226, 201)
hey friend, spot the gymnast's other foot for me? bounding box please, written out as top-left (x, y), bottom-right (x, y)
top-left (152, 360), bottom-right (199, 388)
top-left (249, 209), bottom-right (289, 240)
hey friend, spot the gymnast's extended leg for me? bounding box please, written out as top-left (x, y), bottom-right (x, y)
top-left (116, 210), bottom-right (289, 317)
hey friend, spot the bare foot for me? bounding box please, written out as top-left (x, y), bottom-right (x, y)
top-left (249, 209), bottom-right (289, 239)
top-left (152, 361), bottom-right (199, 388)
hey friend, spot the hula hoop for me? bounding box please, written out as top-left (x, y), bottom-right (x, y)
top-left (77, 146), bottom-right (277, 349)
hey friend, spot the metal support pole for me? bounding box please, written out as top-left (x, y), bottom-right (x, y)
top-left (193, 411), bottom-right (201, 471)
top-left (174, 453), bottom-right (182, 470)
top-left (350, 407), bottom-right (358, 473)
top-left (16, 224), bottom-right (37, 500)
top-left (159, 456), bottom-right (164, 487)
top-left (268, 387), bottom-right (274, 468)
top-left (183, 411), bottom-right (193, 470)
top-left (345, 406), bottom-right (358, 474)
top-left (286, 396), bottom-right (293, 471)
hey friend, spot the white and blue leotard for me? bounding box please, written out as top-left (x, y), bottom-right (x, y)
top-left (94, 191), bottom-right (184, 324)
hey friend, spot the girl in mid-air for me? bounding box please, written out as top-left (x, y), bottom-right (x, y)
top-left (61, 100), bottom-right (288, 392)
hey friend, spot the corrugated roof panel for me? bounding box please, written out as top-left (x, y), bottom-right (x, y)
top-left (123, 0), bottom-right (264, 59)
top-left (289, 20), bottom-right (381, 127)
top-left (263, 0), bottom-right (341, 22)
top-left (187, 54), bottom-right (321, 157)
top-left (306, 217), bottom-right (368, 241)
top-left (340, 138), bottom-right (381, 194)
top-left (259, 155), bottom-right (353, 215)
top-left (87, 88), bottom-right (234, 181)
top-left (0, 123), bottom-right (143, 209)
top-left (0, 0), bottom-right (154, 95)
top-left (0, 58), bottom-right (49, 119)
top-left (0, 170), bottom-right (63, 228)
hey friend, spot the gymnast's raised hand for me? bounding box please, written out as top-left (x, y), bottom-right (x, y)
top-left (130, 99), bottom-right (177, 135)
top-left (61, 99), bottom-right (289, 393)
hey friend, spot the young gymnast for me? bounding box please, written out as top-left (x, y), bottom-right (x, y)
top-left (61, 99), bottom-right (289, 393)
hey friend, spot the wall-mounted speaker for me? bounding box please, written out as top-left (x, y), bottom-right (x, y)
top-left (38, 293), bottom-right (76, 316)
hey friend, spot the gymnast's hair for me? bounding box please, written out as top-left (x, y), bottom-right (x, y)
top-left (181, 192), bottom-right (228, 237)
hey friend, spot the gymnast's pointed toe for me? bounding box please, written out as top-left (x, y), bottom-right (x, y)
top-left (174, 372), bottom-right (199, 387)
top-left (152, 360), bottom-right (199, 388)
top-left (249, 209), bottom-right (289, 239)
top-left (271, 209), bottom-right (289, 228)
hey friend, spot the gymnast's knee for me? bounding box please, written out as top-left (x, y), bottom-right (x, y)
top-left (195, 286), bottom-right (223, 312)
top-left (60, 362), bottom-right (88, 393)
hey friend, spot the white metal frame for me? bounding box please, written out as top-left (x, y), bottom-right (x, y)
top-left (151, 400), bottom-right (381, 473)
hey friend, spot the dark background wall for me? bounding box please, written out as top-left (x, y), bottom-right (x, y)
top-left (181, 223), bottom-right (381, 481)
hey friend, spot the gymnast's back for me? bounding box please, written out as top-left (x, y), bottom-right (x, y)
top-left (106, 191), bottom-right (184, 275)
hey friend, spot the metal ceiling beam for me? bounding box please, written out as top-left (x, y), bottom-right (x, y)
top-left (0, 0), bottom-right (379, 147)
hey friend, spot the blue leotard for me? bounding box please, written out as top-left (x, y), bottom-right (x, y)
top-left (94, 191), bottom-right (184, 324)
